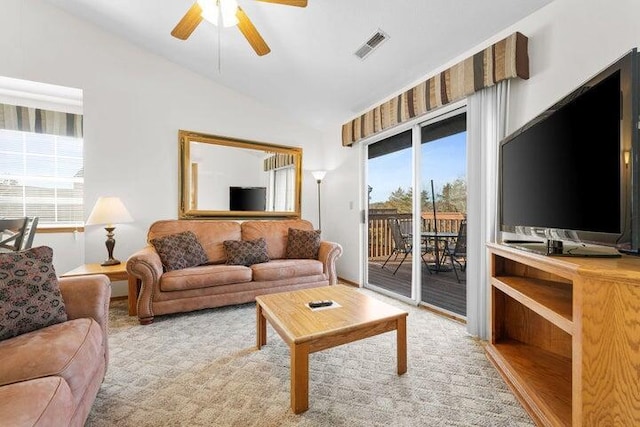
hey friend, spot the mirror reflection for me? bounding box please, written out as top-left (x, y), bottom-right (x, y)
top-left (179, 130), bottom-right (302, 218)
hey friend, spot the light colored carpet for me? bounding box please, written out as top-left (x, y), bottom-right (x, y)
top-left (87, 288), bottom-right (533, 427)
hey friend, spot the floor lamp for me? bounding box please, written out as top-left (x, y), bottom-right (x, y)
top-left (311, 171), bottom-right (327, 231)
top-left (85, 196), bottom-right (134, 266)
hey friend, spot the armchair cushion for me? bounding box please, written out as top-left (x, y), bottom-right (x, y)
top-left (0, 246), bottom-right (67, 341)
top-left (0, 318), bottom-right (102, 391)
top-left (285, 228), bottom-right (321, 259)
top-left (150, 230), bottom-right (209, 272)
top-left (223, 238), bottom-right (270, 266)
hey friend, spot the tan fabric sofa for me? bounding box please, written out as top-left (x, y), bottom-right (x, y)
top-left (127, 219), bottom-right (343, 325)
top-left (0, 275), bottom-right (111, 427)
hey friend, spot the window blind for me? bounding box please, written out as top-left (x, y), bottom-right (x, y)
top-left (0, 129), bottom-right (84, 225)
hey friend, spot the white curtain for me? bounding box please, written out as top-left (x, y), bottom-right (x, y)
top-left (273, 166), bottom-right (295, 211)
top-left (466, 81), bottom-right (509, 339)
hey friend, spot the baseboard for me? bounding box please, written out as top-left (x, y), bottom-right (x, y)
top-left (337, 276), bottom-right (360, 287)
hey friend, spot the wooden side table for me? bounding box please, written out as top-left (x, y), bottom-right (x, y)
top-left (60, 263), bottom-right (139, 316)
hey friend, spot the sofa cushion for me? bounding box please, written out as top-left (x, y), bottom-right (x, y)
top-left (285, 228), bottom-right (321, 259)
top-left (149, 220), bottom-right (241, 264)
top-left (160, 264), bottom-right (252, 292)
top-left (150, 230), bottom-right (209, 272)
top-left (224, 238), bottom-right (269, 266)
top-left (251, 259), bottom-right (324, 282)
top-left (241, 219), bottom-right (314, 259)
top-left (0, 318), bottom-right (103, 411)
top-left (0, 377), bottom-right (73, 426)
top-left (0, 246), bottom-right (67, 341)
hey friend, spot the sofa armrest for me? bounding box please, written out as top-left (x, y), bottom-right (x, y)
top-left (318, 241), bottom-right (343, 285)
top-left (126, 245), bottom-right (164, 324)
top-left (58, 275), bottom-right (111, 368)
top-left (59, 275), bottom-right (111, 328)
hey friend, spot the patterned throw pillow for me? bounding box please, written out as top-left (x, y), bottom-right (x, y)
top-left (150, 230), bottom-right (209, 272)
top-left (0, 246), bottom-right (67, 341)
top-left (285, 228), bottom-right (321, 259)
top-left (224, 238), bottom-right (270, 266)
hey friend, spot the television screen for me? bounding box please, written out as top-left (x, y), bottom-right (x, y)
top-left (501, 72), bottom-right (621, 233)
top-left (499, 49), bottom-right (639, 253)
top-left (229, 187), bottom-right (266, 211)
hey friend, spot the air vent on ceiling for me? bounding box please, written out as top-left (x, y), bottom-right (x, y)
top-left (354, 29), bottom-right (389, 60)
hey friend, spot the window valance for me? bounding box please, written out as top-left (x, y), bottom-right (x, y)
top-left (264, 153), bottom-right (295, 171)
top-left (341, 32), bottom-right (529, 146)
top-left (0, 103), bottom-right (83, 138)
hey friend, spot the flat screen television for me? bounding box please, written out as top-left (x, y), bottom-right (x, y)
top-left (229, 186), bottom-right (266, 211)
top-left (499, 49), bottom-right (639, 256)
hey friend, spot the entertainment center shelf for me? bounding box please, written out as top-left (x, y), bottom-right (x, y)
top-left (486, 243), bottom-right (640, 426)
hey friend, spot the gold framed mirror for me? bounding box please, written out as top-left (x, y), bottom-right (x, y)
top-left (179, 130), bottom-right (302, 219)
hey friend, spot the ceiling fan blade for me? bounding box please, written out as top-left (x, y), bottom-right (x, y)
top-left (171, 2), bottom-right (203, 40)
top-left (236, 7), bottom-right (271, 56)
top-left (255, 0), bottom-right (308, 7)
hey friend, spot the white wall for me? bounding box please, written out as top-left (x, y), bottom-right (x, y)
top-left (320, 0), bottom-right (640, 284)
top-left (4, 0), bottom-right (640, 291)
top-left (321, 130), bottom-right (362, 283)
top-left (0, 0), bottom-right (324, 296)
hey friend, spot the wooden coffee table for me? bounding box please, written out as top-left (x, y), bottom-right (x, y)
top-left (255, 285), bottom-right (408, 414)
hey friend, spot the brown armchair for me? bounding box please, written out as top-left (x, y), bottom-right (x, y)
top-left (0, 274), bottom-right (111, 427)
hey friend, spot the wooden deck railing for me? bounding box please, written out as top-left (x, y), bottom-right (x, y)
top-left (368, 212), bottom-right (465, 259)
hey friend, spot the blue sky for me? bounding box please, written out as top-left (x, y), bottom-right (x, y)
top-left (368, 132), bottom-right (466, 203)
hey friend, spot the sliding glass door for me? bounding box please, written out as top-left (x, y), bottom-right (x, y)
top-left (366, 130), bottom-right (414, 299)
top-left (420, 113), bottom-right (467, 316)
top-left (364, 108), bottom-right (467, 317)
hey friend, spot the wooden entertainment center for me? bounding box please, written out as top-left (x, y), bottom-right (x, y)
top-left (486, 243), bottom-right (640, 426)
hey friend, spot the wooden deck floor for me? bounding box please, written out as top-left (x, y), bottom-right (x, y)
top-left (367, 255), bottom-right (467, 317)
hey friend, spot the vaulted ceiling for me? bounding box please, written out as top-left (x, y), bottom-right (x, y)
top-left (43, 0), bottom-right (554, 130)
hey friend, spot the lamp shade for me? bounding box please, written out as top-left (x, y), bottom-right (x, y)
top-left (85, 197), bottom-right (134, 227)
top-left (311, 170), bottom-right (327, 182)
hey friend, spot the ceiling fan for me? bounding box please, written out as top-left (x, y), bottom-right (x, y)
top-left (171, 0), bottom-right (308, 56)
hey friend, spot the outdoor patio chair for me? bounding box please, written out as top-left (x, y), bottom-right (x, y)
top-left (444, 219), bottom-right (467, 283)
top-left (381, 217), bottom-right (413, 275)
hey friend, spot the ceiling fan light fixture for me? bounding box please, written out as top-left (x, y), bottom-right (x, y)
top-left (198, 0), bottom-right (239, 27)
top-left (172, 0), bottom-right (304, 55)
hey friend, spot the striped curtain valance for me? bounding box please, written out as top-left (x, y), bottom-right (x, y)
top-left (264, 153), bottom-right (295, 171)
top-left (341, 32), bottom-right (529, 146)
top-left (0, 103), bottom-right (83, 138)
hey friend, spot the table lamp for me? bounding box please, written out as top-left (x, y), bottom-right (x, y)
top-left (85, 196), bottom-right (134, 266)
